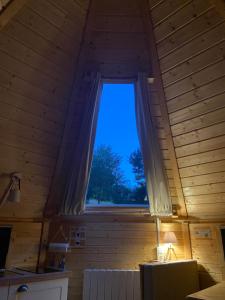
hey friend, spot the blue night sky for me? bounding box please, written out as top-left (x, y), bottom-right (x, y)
top-left (94, 83), bottom-right (140, 187)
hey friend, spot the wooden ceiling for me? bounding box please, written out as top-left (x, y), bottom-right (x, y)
top-left (0, 0), bottom-right (224, 220)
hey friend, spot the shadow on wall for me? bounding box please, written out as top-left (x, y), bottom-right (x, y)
top-left (198, 264), bottom-right (217, 289)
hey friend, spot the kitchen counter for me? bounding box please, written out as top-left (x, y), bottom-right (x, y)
top-left (0, 268), bottom-right (71, 287)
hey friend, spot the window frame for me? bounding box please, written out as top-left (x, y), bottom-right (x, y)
top-left (84, 77), bottom-right (150, 214)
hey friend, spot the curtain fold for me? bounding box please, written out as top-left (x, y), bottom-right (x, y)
top-left (135, 73), bottom-right (172, 216)
top-left (49, 73), bottom-right (102, 215)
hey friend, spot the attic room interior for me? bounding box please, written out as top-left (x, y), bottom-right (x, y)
top-left (0, 0), bottom-right (225, 299)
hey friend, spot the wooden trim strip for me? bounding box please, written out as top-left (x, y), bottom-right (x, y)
top-left (0, 0), bottom-right (28, 30)
top-left (141, 0), bottom-right (187, 217)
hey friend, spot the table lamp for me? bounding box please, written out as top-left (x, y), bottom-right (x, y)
top-left (163, 231), bottom-right (177, 261)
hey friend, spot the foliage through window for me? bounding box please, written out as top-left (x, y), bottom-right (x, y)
top-left (86, 83), bottom-right (148, 207)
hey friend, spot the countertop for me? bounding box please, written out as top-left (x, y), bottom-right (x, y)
top-left (0, 268), bottom-right (72, 287)
top-left (187, 282), bottom-right (225, 299)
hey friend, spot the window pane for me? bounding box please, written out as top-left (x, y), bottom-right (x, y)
top-left (86, 83), bottom-right (148, 207)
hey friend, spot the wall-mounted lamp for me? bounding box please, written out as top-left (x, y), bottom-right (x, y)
top-left (0, 172), bottom-right (22, 206)
top-left (163, 231), bottom-right (177, 261)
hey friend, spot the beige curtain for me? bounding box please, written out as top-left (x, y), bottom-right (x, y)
top-left (48, 73), bottom-right (102, 215)
top-left (135, 73), bottom-right (172, 216)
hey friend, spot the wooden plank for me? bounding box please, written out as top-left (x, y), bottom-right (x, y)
top-left (160, 22), bottom-right (225, 72)
top-left (15, 6), bottom-right (78, 55)
top-left (179, 160), bottom-right (225, 177)
top-left (0, 115), bottom-right (60, 146)
top-left (86, 31), bottom-right (147, 50)
top-left (169, 92), bottom-right (225, 126)
top-left (0, 67), bottom-right (67, 112)
top-left (0, 148), bottom-right (54, 176)
top-left (0, 31), bottom-right (71, 83)
top-left (154, 0), bottom-right (212, 42)
top-left (174, 122), bottom-right (225, 148)
top-left (0, 85), bottom-right (65, 125)
top-left (182, 223), bottom-right (192, 259)
top-left (183, 182), bottom-right (225, 196)
top-left (165, 59), bottom-right (225, 100)
top-left (0, 131), bottom-right (58, 159)
top-left (0, 49), bottom-right (71, 101)
top-left (167, 76), bottom-right (225, 113)
top-left (27, 0), bottom-right (84, 38)
top-left (151, 0), bottom-right (192, 26)
top-left (176, 135), bottom-right (225, 159)
top-left (6, 222), bottom-right (42, 267)
top-left (171, 107), bottom-right (225, 137)
top-left (90, 0), bottom-right (140, 15)
top-left (0, 98), bottom-right (63, 136)
top-left (162, 40), bottom-right (225, 87)
top-left (48, 0), bottom-right (87, 17)
top-left (0, 140), bottom-right (56, 168)
top-left (187, 203), bottom-right (225, 215)
top-left (37, 221), bottom-right (50, 268)
top-left (182, 172), bottom-right (225, 187)
top-left (177, 148), bottom-right (225, 168)
top-left (89, 15), bottom-right (144, 33)
top-left (0, 0), bottom-right (27, 30)
top-left (210, 0), bottom-right (225, 18)
top-left (157, 8), bottom-right (224, 59)
top-left (148, 0), bottom-right (164, 10)
top-left (3, 20), bottom-right (73, 71)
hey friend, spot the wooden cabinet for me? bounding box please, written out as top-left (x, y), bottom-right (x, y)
top-left (7, 278), bottom-right (68, 300)
top-left (0, 286), bottom-right (9, 300)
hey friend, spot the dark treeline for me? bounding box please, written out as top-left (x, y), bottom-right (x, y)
top-left (86, 145), bottom-right (147, 205)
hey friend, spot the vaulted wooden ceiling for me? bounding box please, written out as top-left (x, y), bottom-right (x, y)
top-left (0, 0), bottom-right (225, 220)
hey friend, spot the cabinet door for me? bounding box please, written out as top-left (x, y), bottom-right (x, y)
top-left (8, 278), bottom-right (68, 300)
top-left (0, 286), bottom-right (9, 300)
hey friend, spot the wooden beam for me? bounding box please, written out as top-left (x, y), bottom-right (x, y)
top-left (210, 0), bottom-right (225, 18)
top-left (140, 0), bottom-right (188, 217)
top-left (182, 223), bottom-right (192, 259)
top-left (37, 221), bottom-right (50, 268)
top-left (0, 0), bottom-right (28, 30)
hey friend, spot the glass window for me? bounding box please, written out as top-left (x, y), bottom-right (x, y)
top-left (86, 83), bottom-right (148, 207)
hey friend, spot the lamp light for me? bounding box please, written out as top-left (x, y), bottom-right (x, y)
top-left (0, 172), bottom-right (22, 206)
top-left (163, 231), bottom-right (177, 261)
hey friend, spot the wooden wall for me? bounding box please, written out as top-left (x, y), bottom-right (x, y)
top-left (190, 223), bottom-right (225, 288)
top-left (0, 0), bottom-right (88, 219)
top-left (4, 221), bottom-right (42, 268)
top-left (0, 0), bottom-right (224, 297)
top-left (83, 0), bottom-right (150, 77)
top-left (0, 0), bottom-right (88, 267)
top-left (54, 0), bottom-right (180, 216)
top-left (149, 0), bottom-right (225, 219)
top-left (48, 218), bottom-right (187, 300)
top-left (149, 0), bottom-right (225, 290)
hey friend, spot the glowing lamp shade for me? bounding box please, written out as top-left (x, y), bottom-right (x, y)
top-left (163, 231), bottom-right (177, 244)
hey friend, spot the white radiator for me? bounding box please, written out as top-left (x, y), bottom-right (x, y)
top-left (83, 269), bottom-right (141, 300)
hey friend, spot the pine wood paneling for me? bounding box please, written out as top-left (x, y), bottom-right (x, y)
top-left (149, 0), bottom-right (225, 219)
top-left (83, 0), bottom-right (149, 78)
top-left (190, 223), bottom-right (225, 288)
top-left (1, 221), bottom-right (43, 268)
top-left (48, 219), bottom-right (186, 300)
top-left (0, 0), bottom-right (88, 219)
